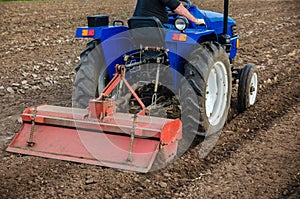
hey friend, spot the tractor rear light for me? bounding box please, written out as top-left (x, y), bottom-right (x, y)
top-left (88, 30), bottom-right (95, 36)
top-left (82, 30), bottom-right (88, 36)
top-left (172, 33), bottom-right (187, 42)
top-left (82, 29), bottom-right (95, 37)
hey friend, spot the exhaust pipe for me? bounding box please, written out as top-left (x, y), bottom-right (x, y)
top-left (223, 0), bottom-right (229, 35)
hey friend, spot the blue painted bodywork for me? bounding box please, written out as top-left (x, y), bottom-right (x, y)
top-left (75, 5), bottom-right (238, 86)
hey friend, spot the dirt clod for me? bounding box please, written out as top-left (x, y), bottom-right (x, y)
top-left (0, 0), bottom-right (299, 198)
top-left (159, 182), bottom-right (168, 188)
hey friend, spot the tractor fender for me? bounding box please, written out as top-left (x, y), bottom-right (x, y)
top-left (188, 41), bottom-right (224, 76)
top-left (197, 33), bottom-right (218, 44)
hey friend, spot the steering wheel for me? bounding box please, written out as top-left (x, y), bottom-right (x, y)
top-left (167, 0), bottom-right (192, 16)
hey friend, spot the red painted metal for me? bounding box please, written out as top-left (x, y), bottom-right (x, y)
top-left (6, 65), bottom-right (182, 172)
top-left (96, 65), bottom-right (146, 115)
top-left (121, 76), bottom-right (146, 115)
top-left (160, 118), bottom-right (182, 145)
top-left (88, 98), bottom-right (115, 120)
top-left (7, 105), bottom-right (181, 172)
top-left (7, 122), bottom-right (160, 172)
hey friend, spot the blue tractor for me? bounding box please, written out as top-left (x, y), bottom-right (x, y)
top-left (7, 0), bottom-right (258, 172)
top-left (73, 0), bottom-right (258, 135)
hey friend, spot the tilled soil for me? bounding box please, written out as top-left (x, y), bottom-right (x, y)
top-left (0, 0), bottom-right (299, 198)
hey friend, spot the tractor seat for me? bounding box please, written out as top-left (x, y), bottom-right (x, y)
top-left (128, 16), bottom-right (166, 48)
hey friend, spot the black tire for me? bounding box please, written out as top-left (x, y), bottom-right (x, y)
top-left (73, 40), bottom-right (109, 108)
top-left (237, 64), bottom-right (258, 112)
top-left (183, 42), bottom-right (232, 136)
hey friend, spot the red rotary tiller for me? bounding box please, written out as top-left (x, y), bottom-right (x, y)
top-left (7, 65), bottom-right (182, 173)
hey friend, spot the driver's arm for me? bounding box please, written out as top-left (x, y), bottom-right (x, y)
top-left (174, 4), bottom-right (196, 23)
top-left (168, 1), bottom-right (205, 25)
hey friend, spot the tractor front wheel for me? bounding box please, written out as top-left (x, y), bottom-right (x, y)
top-left (237, 64), bottom-right (258, 112)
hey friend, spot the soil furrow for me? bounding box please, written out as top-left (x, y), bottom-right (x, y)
top-left (0, 0), bottom-right (299, 198)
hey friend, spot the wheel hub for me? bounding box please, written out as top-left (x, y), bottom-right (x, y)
top-left (205, 61), bottom-right (229, 126)
top-left (249, 72), bottom-right (258, 105)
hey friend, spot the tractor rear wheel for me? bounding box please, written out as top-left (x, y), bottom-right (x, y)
top-left (183, 42), bottom-right (232, 136)
top-left (73, 40), bottom-right (109, 108)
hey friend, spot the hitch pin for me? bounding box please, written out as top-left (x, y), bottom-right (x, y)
top-left (127, 114), bottom-right (137, 162)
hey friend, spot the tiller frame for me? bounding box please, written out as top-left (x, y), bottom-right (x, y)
top-left (7, 65), bottom-right (182, 173)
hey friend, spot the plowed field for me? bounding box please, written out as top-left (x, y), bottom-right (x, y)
top-left (0, 0), bottom-right (299, 198)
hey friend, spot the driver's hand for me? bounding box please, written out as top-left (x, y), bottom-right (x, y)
top-left (196, 19), bottom-right (206, 25)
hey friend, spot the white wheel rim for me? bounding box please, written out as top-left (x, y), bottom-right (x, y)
top-left (249, 72), bottom-right (258, 105)
top-left (205, 61), bottom-right (229, 126)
